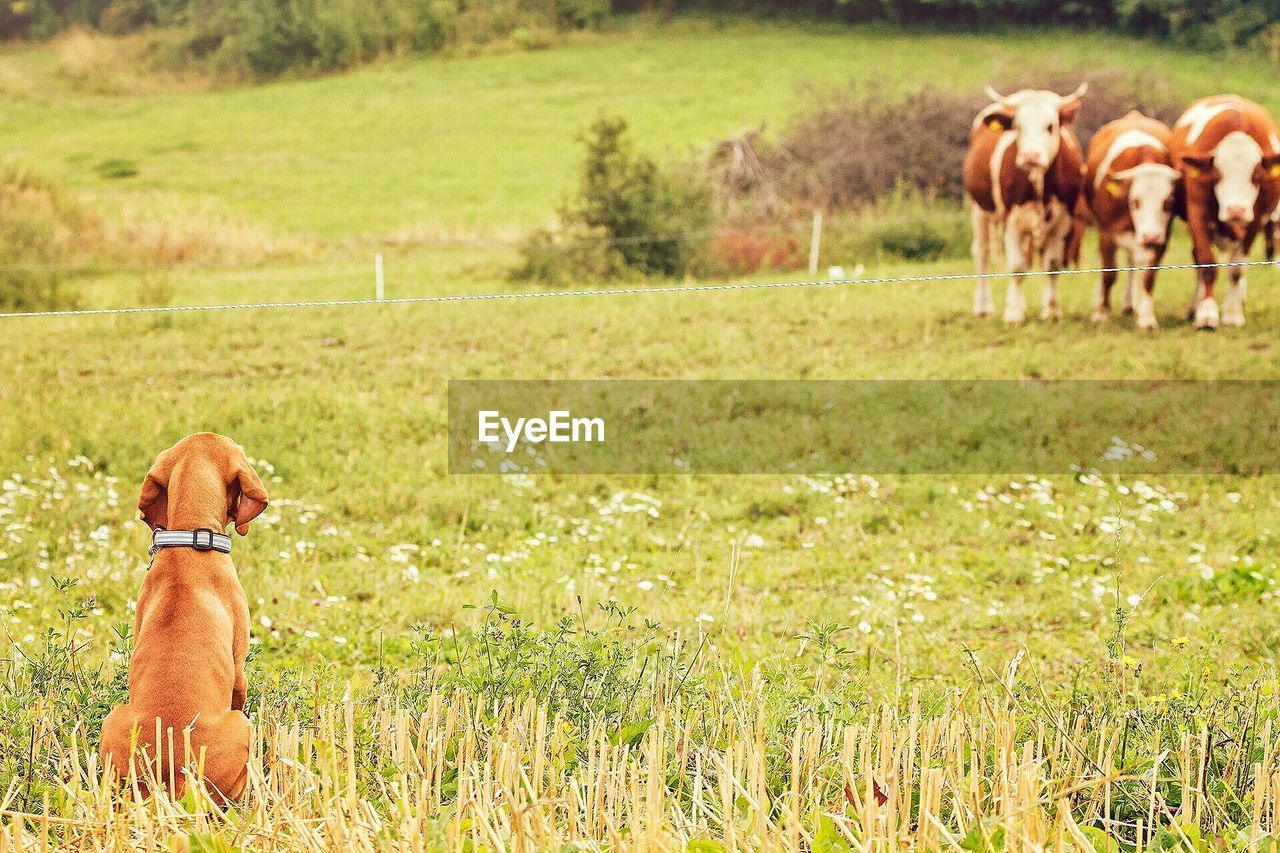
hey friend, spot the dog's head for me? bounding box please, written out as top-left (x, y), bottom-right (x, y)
top-left (138, 433), bottom-right (269, 536)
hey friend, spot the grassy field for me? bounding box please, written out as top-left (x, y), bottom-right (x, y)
top-left (0, 19), bottom-right (1276, 236)
top-left (5, 17), bottom-right (1280, 850)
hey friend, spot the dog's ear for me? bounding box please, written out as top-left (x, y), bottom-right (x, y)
top-left (232, 453), bottom-right (268, 536)
top-left (138, 456), bottom-right (169, 531)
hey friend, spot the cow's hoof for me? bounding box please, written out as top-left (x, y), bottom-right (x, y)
top-left (1120, 305), bottom-right (1134, 316)
top-left (973, 308), bottom-right (993, 319)
top-left (1090, 309), bottom-right (1111, 324)
top-left (1193, 298), bottom-right (1219, 330)
top-left (1222, 307), bottom-right (1245, 327)
top-left (1040, 306), bottom-right (1062, 322)
top-left (1136, 316), bottom-right (1159, 332)
top-left (1003, 309), bottom-right (1026, 324)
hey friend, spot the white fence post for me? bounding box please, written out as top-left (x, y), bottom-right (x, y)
top-left (375, 253), bottom-right (385, 301)
top-left (808, 210), bottom-right (823, 278)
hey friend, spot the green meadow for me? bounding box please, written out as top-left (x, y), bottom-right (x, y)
top-left (0, 19), bottom-right (1276, 235)
top-left (5, 11), bottom-right (1280, 696)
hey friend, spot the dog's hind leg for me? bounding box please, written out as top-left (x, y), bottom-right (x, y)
top-left (189, 710), bottom-right (251, 806)
top-left (99, 704), bottom-right (139, 785)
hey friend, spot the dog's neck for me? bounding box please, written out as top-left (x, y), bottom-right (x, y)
top-left (164, 459), bottom-right (230, 533)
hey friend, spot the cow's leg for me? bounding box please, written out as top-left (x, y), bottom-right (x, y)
top-left (1187, 220), bottom-right (1219, 329)
top-left (1187, 277), bottom-right (1205, 320)
top-left (1134, 246), bottom-right (1161, 332)
top-left (1194, 269), bottom-right (1219, 330)
top-left (1092, 234), bottom-right (1119, 323)
top-left (1120, 256), bottom-right (1135, 316)
top-left (1002, 218), bottom-right (1029, 324)
top-left (1039, 272), bottom-right (1059, 322)
top-left (1039, 202), bottom-right (1071, 321)
top-left (970, 204), bottom-right (995, 317)
top-left (1222, 241), bottom-right (1249, 327)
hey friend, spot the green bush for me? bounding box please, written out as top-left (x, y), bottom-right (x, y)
top-left (567, 115), bottom-right (712, 277)
top-left (173, 0), bottom-right (587, 78)
top-left (514, 116), bottom-right (713, 283)
top-left (821, 195), bottom-right (972, 266)
top-left (555, 0), bottom-right (608, 28)
top-left (0, 159), bottom-right (92, 312)
top-left (875, 221), bottom-right (948, 261)
top-left (510, 227), bottom-right (634, 285)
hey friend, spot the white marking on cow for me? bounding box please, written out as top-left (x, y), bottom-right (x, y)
top-left (970, 204), bottom-right (996, 317)
top-left (1001, 204), bottom-right (1040, 323)
top-left (989, 131), bottom-right (1017, 212)
top-left (1270, 132), bottom-right (1280, 153)
top-left (999, 90), bottom-right (1065, 170)
top-left (1176, 101), bottom-right (1235, 145)
top-left (1111, 163), bottom-right (1180, 246)
top-left (1095, 129), bottom-right (1166, 188)
top-left (1213, 131), bottom-right (1264, 222)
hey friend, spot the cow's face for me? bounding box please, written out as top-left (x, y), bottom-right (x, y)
top-left (1182, 131), bottom-right (1280, 232)
top-left (984, 84), bottom-right (1087, 172)
top-left (1111, 163), bottom-right (1180, 249)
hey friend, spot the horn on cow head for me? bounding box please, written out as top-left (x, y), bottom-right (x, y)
top-left (1112, 163), bottom-right (1181, 183)
top-left (1059, 82), bottom-right (1088, 106)
top-left (1057, 82), bottom-right (1088, 124)
top-left (984, 84), bottom-right (1009, 105)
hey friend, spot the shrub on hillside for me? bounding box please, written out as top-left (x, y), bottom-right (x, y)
top-left (510, 228), bottom-right (635, 285)
top-left (173, 0), bottom-right (600, 78)
top-left (710, 69), bottom-right (1185, 219)
top-left (4, 0), bottom-right (1278, 60)
top-left (0, 159), bottom-right (98, 312)
top-left (709, 227), bottom-right (802, 276)
top-left (514, 116), bottom-right (713, 284)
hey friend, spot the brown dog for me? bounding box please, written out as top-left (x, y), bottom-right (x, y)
top-left (100, 433), bottom-right (268, 804)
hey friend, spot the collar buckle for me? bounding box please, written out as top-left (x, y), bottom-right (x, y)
top-left (191, 528), bottom-right (215, 551)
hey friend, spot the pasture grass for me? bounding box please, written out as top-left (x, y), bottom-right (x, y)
top-left (0, 17), bottom-right (1274, 237)
top-left (3, 18), bottom-right (1280, 849)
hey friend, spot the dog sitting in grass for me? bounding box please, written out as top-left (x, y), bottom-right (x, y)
top-left (99, 433), bottom-right (268, 804)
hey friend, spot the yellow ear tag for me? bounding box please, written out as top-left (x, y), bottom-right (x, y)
top-left (988, 119), bottom-right (1003, 131)
top-left (1187, 165), bottom-right (1201, 178)
top-left (1269, 164), bottom-right (1280, 178)
top-left (1106, 180), bottom-right (1123, 198)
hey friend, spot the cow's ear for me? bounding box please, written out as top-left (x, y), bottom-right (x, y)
top-left (1262, 153), bottom-right (1280, 180)
top-left (984, 110), bottom-right (1013, 132)
top-left (1181, 154), bottom-right (1216, 179)
top-left (1059, 99), bottom-right (1083, 125)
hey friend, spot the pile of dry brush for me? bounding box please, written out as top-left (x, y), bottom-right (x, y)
top-left (708, 68), bottom-right (1185, 222)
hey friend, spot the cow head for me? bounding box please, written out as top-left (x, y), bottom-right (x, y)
top-left (1181, 131), bottom-right (1280, 232)
top-left (1109, 163), bottom-right (1181, 249)
top-left (983, 83), bottom-right (1088, 172)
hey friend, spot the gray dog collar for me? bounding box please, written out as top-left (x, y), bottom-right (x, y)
top-left (149, 528), bottom-right (232, 557)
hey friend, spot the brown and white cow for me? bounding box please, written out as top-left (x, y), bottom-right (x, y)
top-left (964, 84), bottom-right (1087, 323)
top-left (1169, 95), bottom-right (1280, 329)
top-left (1084, 111), bottom-right (1180, 330)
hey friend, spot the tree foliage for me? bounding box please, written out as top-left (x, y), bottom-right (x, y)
top-left (3, 0), bottom-right (1277, 63)
top-left (513, 116), bottom-right (713, 283)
